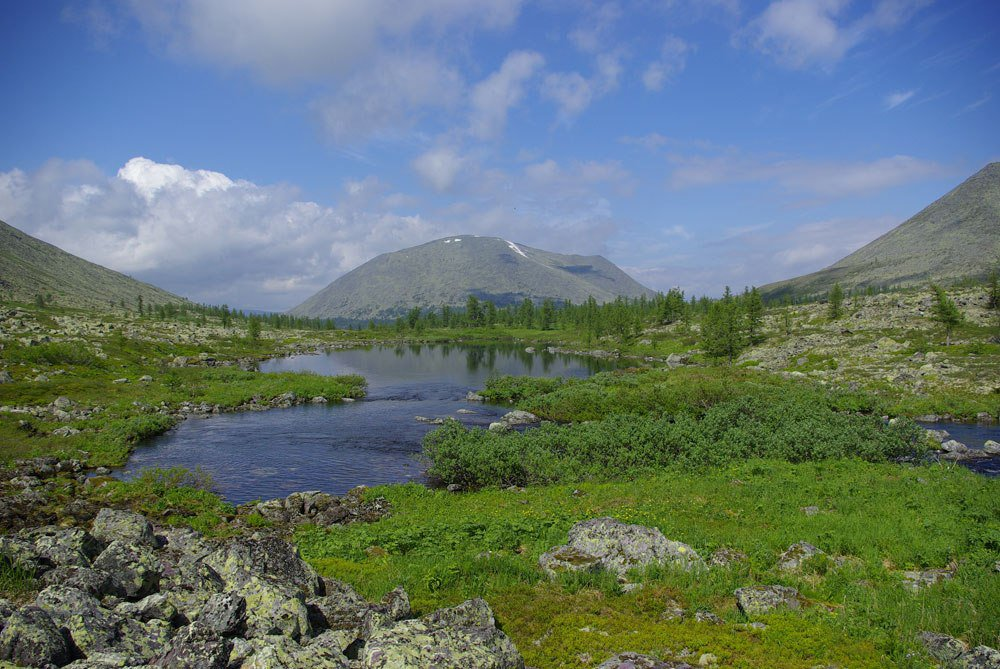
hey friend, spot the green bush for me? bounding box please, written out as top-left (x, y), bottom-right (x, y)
top-left (423, 392), bottom-right (924, 488)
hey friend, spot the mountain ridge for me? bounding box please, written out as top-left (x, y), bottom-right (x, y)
top-left (760, 162), bottom-right (1000, 300)
top-left (289, 235), bottom-right (655, 321)
top-left (0, 219), bottom-right (185, 309)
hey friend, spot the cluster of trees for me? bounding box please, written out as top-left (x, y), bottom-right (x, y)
top-left (124, 296), bottom-right (337, 331)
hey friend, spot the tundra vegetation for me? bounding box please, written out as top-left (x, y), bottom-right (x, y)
top-left (0, 276), bottom-right (998, 667)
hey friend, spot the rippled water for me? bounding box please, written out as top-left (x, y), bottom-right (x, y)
top-left (119, 344), bottom-right (623, 504)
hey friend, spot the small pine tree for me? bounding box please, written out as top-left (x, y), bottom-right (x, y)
top-left (987, 269), bottom-right (1000, 310)
top-left (930, 284), bottom-right (962, 346)
top-left (701, 287), bottom-right (747, 364)
top-left (247, 317), bottom-right (261, 341)
top-left (743, 286), bottom-right (765, 344)
top-left (828, 283), bottom-right (844, 320)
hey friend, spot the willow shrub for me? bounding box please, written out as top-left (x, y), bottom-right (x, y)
top-left (423, 392), bottom-right (923, 488)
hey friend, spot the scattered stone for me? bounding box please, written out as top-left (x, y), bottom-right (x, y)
top-left (734, 585), bottom-right (801, 616)
top-left (139, 375), bottom-right (153, 383)
top-left (446, 483), bottom-right (462, 493)
top-left (0, 370), bottom-right (13, 384)
top-left (778, 541), bottom-right (825, 571)
top-left (52, 426), bottom-right (81, 437)
top-left (539, 517), bottom-right (704, 579)
top-left (659, 598), bottom-right (686, 621)
top-left (708, 547), bottom-right (747, 568)
top-left (940, 439), bottom-right (968, 454)
top-left (311, 396), bottom-right (328, 404)
top-left (925, 429), bottom-right (950, 444)
top-left (465, 391), bottom-right (484, 402)
top-left (456, 408), bottom-right (477, 414)
top-left (112, 378), bottom-right (130, 384)
top-left (598, 653), bottom-right (694, 669)
top-left (698, 653), bottom-right (719, 666)
top-left (92, 508), bottom-right (157, 548)
top-left (902, 568), bottom-right (954, 591)
top-left (415, 415), bottom-right (445, 424)
top-left (694, 611), bottom-right (723, 625)
top-left (984, 440), bottom-right (1000, 455)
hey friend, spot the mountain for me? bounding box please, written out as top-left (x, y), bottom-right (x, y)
top-left (0, 219), bottom-right (185, 309)
top-left (760, 162), bottom-right (1000, 301)
top-left (289, 235), bottom-right (655, 321)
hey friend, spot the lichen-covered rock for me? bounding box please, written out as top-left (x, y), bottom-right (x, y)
top-left (540, 518), bottom-right (704, 578)
top-left (708, 548), bottom-right (748, 568)
top-left (902, 568), bottom-right (953, 591)
top-left (94, 540), bottom-right (162, 600)
top-left (0, 535), bottom-right (48, 575)
top-left (777, 541), bottom-right (825, 571)
top-left (36, 584), bottom-right (120, 652)
top-left (205, 536), bottom-right (322, 598)
top-left (241, 634), bottom-right (350, 668)
top-left (91, 508), bottom-right (156, 548)
top-left (361, 598), bottom-right (523, 669)
top-left (116, 592), bottom-right (178, 624)
top-left (198, 592), bottom-right (247, 637)
top-left (153, 621), bottom-right (232, 669)
top-left (40, 565), bottom-right (112, 598)
top-left (734, 585), bottom-right (801, 616)
top-left (0, 606), bottom-right (72, 667)
top-left (964, 645), bottom-right (1000, 668)
top-left (159, 554), bottom-right (225, 621)
top-left (380, 585), bottom-right (411, 621)
top-left (62, 650), bottom-right (147, 667)
top-left (598, 653), bottom-right (695, 669)
top-left (23, 526), bottom-right (104, 569)
top-left (920, 631), bottom-right (969, 665)
top-left (307, 578), bottom-right (372, 632)
top-left (239, 575), bottom-right (312, 640)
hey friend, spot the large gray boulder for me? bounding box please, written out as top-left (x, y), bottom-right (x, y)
top-left (919, 632), bottom-right (1000, 668)
top-left (91, 508), bottom-right (156, 548)
top-left (240, 634), bottom-right (350, 668)
top-left (777, 541), bottom-right (825, 572)
top-left (0, 606), bottom-right (72, 667)
top-left (94, 540), bottom-right (162, 600)
top-left (539, 517), bottom-right (704, 579)
top-left (153, 621), bottom-right (231, 669)
top-left (360, 598), bottom-right (523, 669)
top-left (197, 592), bottom-right (247, 637)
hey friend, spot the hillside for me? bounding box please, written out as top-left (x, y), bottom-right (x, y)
top-left (0, 219), bottom-right (185, 309)
top-left (761, 162), bottom-right (1000, 300)
top-left (289, 235), bottom-right (655, 320)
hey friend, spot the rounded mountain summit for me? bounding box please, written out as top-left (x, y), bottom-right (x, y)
top-left (288, 236), bottom-right (655, 321)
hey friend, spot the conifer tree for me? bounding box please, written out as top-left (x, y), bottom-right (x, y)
top-left (828, 283), bottom-right (844, 320)
top-left (930, 284), bottom-right (962, 346)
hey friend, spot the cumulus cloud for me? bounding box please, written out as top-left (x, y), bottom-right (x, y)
top-left (668, 152), bottom-right (947, 198)
top-left (883, 89), bottom-right (915, 110)
top-left (568, 2), bottom-right (622, 53)
top-left (642, 35), bottom-right (692, 91)
top-left (469, 50), bottom-right (545, 139)
top-left (742, 0), bottom-right (930, 69)
top-left (0, 157), bottom-right (442, 310)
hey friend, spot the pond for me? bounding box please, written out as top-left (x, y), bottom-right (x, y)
top-left (917, 420), bottom-right (1000, 477)
top-left (118, 343), bottom-right (624, 504)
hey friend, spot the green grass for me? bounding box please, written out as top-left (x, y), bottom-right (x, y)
top-left (296, 461), bottom-right (1000, 668)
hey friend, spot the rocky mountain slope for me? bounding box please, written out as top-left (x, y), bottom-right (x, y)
top-left (761, 163), bottom-right (1000, 300)
top-left (0, 220), bottom-right (184, 309)
top-left (289, 235), bottom-right (655, 321)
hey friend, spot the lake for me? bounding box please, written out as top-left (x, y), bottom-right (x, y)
top-left (118, 343), bottom-right (623, 504)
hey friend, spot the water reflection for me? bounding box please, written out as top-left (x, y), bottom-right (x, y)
top-left (119, 343), bottom-right (625, 504)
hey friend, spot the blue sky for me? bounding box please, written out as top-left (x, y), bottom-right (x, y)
top-left (1, 0), bottom-right (998, 310)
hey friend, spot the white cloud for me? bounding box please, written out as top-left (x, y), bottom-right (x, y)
top-left (883, 89), bottom-right (915, 110)
top-left (742, 0), bottom-right (930, 69)
top-left (313, 53), bottom-right (464, 144)
top-left (568, 3), bottom-right (622, 53)
top-left (642, 35), bottom-right (691, 91)
top-left (542, 52), bottom-right (622, 123)
top-left (0, 157), bottom-right (443, 310)
top-left (469, 50), bottom-right (545, 139)
top-left (412, 147), bottom-right (469, 192)
top-left (668, 152), bottom-right (947, 197)
top-left (126, 0), bottom-right (524, 84)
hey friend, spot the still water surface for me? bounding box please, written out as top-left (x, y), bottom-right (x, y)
top-left (120, 344), bottom-right (622, 504)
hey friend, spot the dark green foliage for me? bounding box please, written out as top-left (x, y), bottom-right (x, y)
top-left (930, 284), bottom-right (963, 345)
top-left (423, 390), bottom-right (923, 488)
top-left (988, 268), bottom-right (1000, 309)
top-left (701, 287), bottom-right (747, 363)
top-left (744, 287), bottom-right (765, 343)
top-left (3, 340), bottom-right (104, 367)
top-left (828, 283), bottom-right (844, 320)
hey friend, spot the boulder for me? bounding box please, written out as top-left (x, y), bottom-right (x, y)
top-left (39, 565), bottom-right (113, 596)
top-left (204, 536), bottom-right (322, 597)
top-left (153, 621), bottom-right (232, 669)
top-left (240, 634), bottom-right (350, 668)
top-left (777, 541), bottom-right (825, 571)
top-left (984, 440), bottom-right (1000, 455)
top-left (920, 632), bottom-right (968, 665)
top-left (116, 592), bottom-right (179, 624)
top-left (307, 578), bottom-right (374, 633)
top-left (734, 585), bottom-right (801, 616)
top-left (902, 568), bottom-right (953, 592)
top-left (198, 592), bottom-right (247, 637)
top-left (940, 439), bottom-right (968, 454)
top-left (360, 598), bottom-right (522, 669)
top-left (0, 606), bottom-right (72, 667)
top-left (539, 517), bottom-right (704, 579)
top-left (92, 508), bottom-right (157, 548)
top-left (94, 540), bottom-right (162, 600)
top-left (0, 371), bottom-right (13, 384)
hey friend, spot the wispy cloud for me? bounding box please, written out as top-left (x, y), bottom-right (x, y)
top-left (955, 92), bottom-right (992, 116)
top-left (883, 89), bottom-right (916, 110)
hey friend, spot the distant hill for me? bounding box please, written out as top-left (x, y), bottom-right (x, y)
top-left (0, 219), bottom-right (185, 309)
top-left (289, 235), bottom-right (655, 321)
top-left (761, 162), bottom-right (1000, 301)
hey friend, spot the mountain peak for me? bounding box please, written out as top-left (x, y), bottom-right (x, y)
top-left (289, 236), bottom-right (652, 321)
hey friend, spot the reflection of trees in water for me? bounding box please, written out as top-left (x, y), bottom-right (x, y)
top-left (465, 347), bottom-right (486, 372)
top-left (440, 345), bottom-right (451, 358)
top-left (393, 345), bottom-right (405, 358)
top-left (408, 343), bottom-right (423, 357)
top-left (540, 350), bottom-right (554, 373)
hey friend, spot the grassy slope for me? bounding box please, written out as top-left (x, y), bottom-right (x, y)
top-left (0, 220), bottom-right (184, 310)
top-left (761, 163), bottom-right (1000, 300)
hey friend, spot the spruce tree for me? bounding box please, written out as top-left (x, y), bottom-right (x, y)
top-left (930, 284), bottom-right (962, 346)
top-left (827, 283), bottom-right (844, 320)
